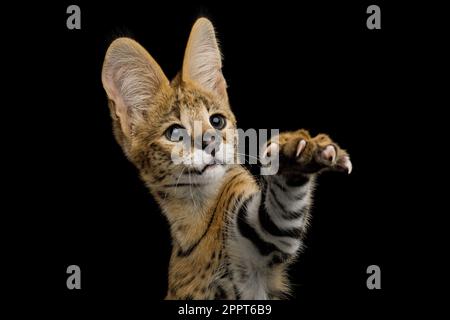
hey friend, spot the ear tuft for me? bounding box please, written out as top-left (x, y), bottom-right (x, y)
top-left (182, 18), bottom-right (227, 99)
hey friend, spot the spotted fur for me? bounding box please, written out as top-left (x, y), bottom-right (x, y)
top-left (101, 18), bottom-right (352, 300)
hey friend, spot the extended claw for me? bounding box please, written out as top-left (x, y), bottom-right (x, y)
top-left (322, 145), bottom-right (337, 163)
top-left (263, 142), bottom-right (279, 159)
top-left (342, 156), bottom-right (352, 174)
top-left (336, 155), bottom-right (352, 174)
top-left (296, 139), bottom-right (307, 157)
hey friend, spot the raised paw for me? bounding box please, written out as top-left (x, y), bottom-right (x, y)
top-left (264, 129), bottom-right (352, 175)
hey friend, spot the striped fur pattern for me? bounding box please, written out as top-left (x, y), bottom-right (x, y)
top-left (101, 18), bottom-right (352, 300)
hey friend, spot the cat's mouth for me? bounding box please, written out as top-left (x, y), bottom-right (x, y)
top-left (179, 163), bottom-right (226, 185)
top-left (162, 162), bottom-right (227, 189)
top-left (185, 164), bottom-right (225, 180)
top-left (189, 163), bottom-right (219, 175)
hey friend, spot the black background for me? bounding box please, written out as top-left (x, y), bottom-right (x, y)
top-left (4, 0), bottom-right (444, 317)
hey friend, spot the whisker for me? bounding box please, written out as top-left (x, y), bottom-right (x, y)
top-left (173, 167), bottom-right (186, 195)
top-left (162, 167), bottom-right (186, 200)
top-left (188, 170), bottom-right (196, 208)
top-left (235, 152), bottom-right (262, 163)
top-left (233, 154), bottom-right (258, 166)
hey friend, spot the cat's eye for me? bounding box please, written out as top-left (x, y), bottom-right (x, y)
top-left (209, 114), bottom-right (226, 130)
top-left (165, 124), bottom-right (185, 142)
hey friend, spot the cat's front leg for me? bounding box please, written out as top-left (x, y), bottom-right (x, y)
top-left (258, 129), bottom-right (352, 253)
top-left (234, 129), bottom-right (351, 299)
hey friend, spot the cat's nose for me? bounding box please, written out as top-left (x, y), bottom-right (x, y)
top-left (194, 136), bottom-right (210, 149)
top-left (202, 137), bottom-right (216, 156)
top-left (202, 139), bottom-right (213, 150)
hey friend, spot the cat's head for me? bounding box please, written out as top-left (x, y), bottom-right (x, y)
top-left (101, 18), bottom-right (237, 194)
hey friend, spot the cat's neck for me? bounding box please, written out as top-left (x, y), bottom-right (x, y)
top-left (151, 168), bottom-right (234, 251)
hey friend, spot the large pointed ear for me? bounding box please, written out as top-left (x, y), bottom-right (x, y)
top-left (182, 18), bottom-right (227, 100)
top-left (102, 38), bottom-right (170, 137)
